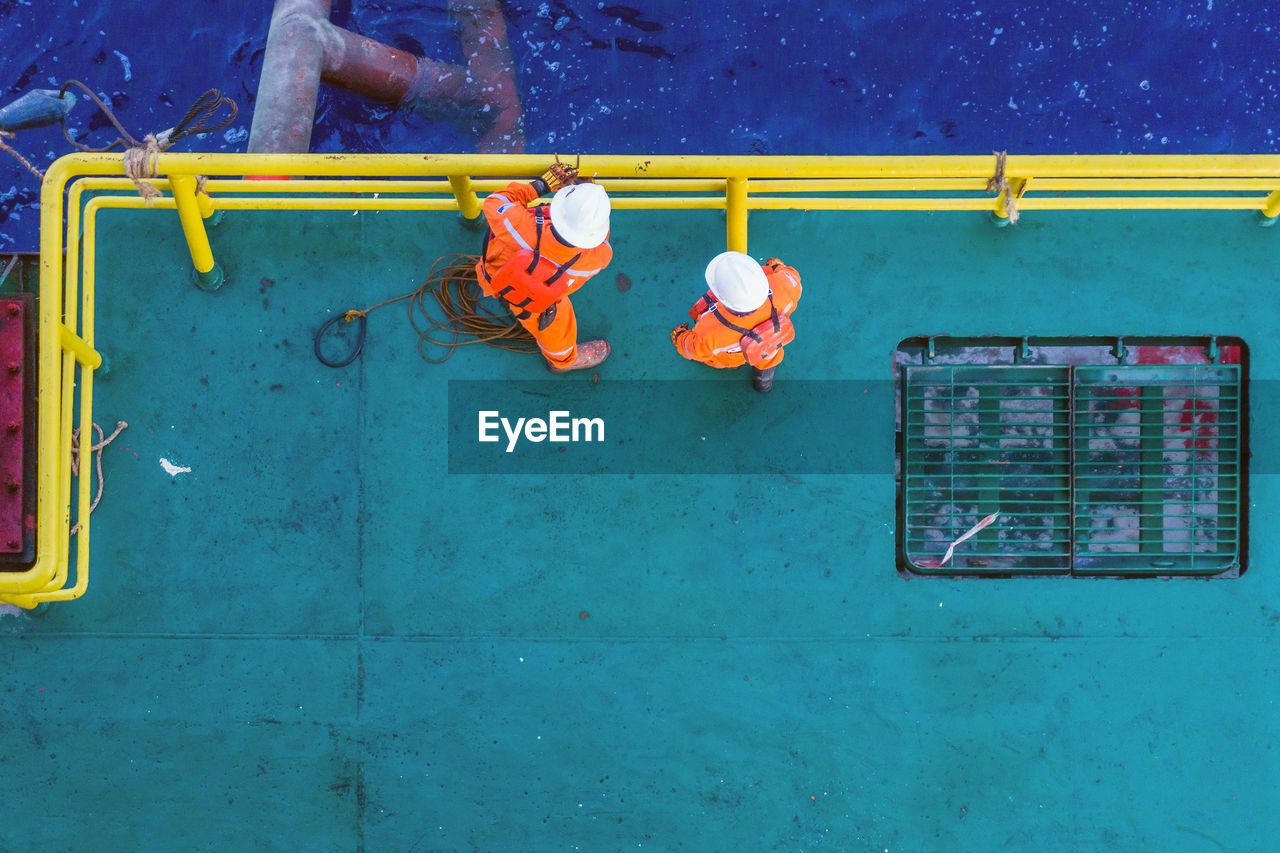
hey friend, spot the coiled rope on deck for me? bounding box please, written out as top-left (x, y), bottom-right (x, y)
top-left (313, 253), bottom-right (538, 367)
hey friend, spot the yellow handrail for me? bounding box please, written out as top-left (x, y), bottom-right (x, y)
top-left (5, 151), bottom-right (1280, 607)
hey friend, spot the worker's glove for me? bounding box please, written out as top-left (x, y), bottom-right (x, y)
top-left (537, 154), bottom-right (580, 194)
top-left (764, 257), bottom-right (784, 270)
top-left (670, 322), bottom-right (689, 346)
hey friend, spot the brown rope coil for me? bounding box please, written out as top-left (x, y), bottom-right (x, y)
top-left (318, 253), bottom-right (537, 367)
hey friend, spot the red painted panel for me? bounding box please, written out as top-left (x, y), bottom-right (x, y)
top-left (0, 297), bottom-right (26, 553)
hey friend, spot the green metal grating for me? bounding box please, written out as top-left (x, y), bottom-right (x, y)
top-left (1071, 365), bottom-right (1242, 575)
top-left (900, 363), bottom-right (1243, 576)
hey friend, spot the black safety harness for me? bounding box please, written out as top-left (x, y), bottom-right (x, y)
top-left (711, 294), bottom-right (782, 342)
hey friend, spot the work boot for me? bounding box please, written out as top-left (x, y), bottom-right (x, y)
top-left (547, 340), bottom-right (611, 374)
top-left (752, 366), bottom-right (776, 393)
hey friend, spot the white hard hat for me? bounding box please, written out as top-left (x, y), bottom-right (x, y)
top-left (704, 251), bottom-right (768, 313)
top-left (549, 183), bottom-right (611, 248)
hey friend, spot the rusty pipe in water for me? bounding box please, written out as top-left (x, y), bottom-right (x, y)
top-left (450, 0), bottom-right (524, 153)
top-left (249, 0), bottom-right (525, 155)
top-left (247, 0), bottom-right (332, 154)
top-left (321, 26), bottom-right (421, 103)
top-left (321, 26), bottom-right (474, 106)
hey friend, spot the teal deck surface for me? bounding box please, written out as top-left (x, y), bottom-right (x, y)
top-left (3, 202), bottom-right (1278, 851)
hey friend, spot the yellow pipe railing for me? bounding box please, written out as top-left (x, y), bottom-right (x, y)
top-left (7, 151), bottom-right (1280, 607)
top-left (83, 175), bottom-right (1280, 195)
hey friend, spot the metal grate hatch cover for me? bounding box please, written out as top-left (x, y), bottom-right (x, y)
top-left (897, 338), bottom-right (1245, 577)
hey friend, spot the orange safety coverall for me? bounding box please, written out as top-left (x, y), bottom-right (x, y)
top-left (474, 180), bottom-right (613, 368)
top-left (672, 260), bottom-right (802, 369)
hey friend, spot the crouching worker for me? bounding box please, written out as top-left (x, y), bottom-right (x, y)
top-left (670, 252), bottom-right (802, 392)
top-left (474, 160), bottom-right (614, 372)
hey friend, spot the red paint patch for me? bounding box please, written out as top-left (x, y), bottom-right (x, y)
top-left (1134, 345), bottom-right (1207, 365)
top-left (615, 273), bottom-right (632, 293)
top-left (1179, 398), bottom-right (1219, 450)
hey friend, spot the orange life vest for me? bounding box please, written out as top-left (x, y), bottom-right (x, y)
top-left (484, 207), bottom-right (581, 320)
top-left (710, 295), bottom-right (795, 366)
top-left (688, 291), bottom-right (715, 321)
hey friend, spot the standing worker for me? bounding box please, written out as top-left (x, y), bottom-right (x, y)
top-left (475, 160), bottom-right (614, 372)
top-left (670, 252), bottom-right (802, 392)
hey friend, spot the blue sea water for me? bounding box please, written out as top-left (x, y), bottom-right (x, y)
top-left (0, 0), bottom-right (1277, 250)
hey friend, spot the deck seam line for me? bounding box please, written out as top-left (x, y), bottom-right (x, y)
top-left (6, 632), bottom-right (1267, 642)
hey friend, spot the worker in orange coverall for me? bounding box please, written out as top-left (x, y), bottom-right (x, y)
top-left (670, 251), bottom-right (802, 392)
top-left (474, 161), bottom-right (613, 372)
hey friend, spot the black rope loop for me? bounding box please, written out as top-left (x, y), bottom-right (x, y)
top-left (57, 80), bottom-right (238, 153)
top-left (314, 311), bottom-right (367, 368)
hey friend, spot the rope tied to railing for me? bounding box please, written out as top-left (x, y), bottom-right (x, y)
top-left (69, 420), bottom-right (128, 536)
top-left (123, 133), bottom-right (164, 202)
top-left (986, 150), bottom-right (1021, 223)
top-left (48, 80), bottom-right (238, 200)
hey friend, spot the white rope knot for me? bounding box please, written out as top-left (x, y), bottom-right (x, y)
top-left (69, 420), bottom-right (128, 536)
top-left (123, 133), bottom-right (166, 202)
top-left (986, 150), bottom-right (1020, 224)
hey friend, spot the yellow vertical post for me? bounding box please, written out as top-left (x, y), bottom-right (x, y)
top-left (991, 177), bottom-right (1027, 227)
top-left (1261, 189), bottom-right (1280, 220)
top-left (992, 187), bottom-right (1011, 221)
top-left (448, 175), bottom-right (483, 220)
top-left (170, 173), bottom-right (224, 290)
top-left (726, 176), bottom-right (748, 252)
